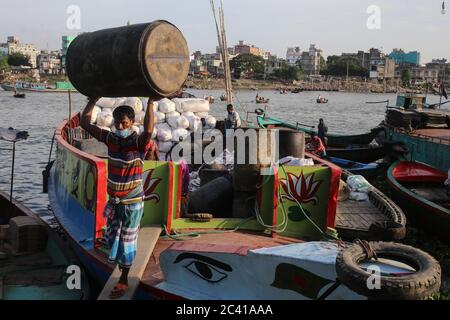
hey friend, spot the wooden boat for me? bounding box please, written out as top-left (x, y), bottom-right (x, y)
top-left (1, 81), bottom-right (77, 93)
top-left (257, 114), bottom-right (385, 148)
top-left (334, 170), bottom-right (406, 241)
top-left (204, 95), bottom-right (214, 104)
top-left (256, 98), bottom-right (270, 104)
top-left (46, 113), bottom-right (442, 300)
top-left (325, 145), bottom-right (390, 163)
top-left (13, 93), bottom-right (26, 99)
top-left (0, 190), bottom-right (90, 300)
top-left (387, 161), bottom-right (450, 243)
top-left (48, 113), bottom-right (422, 300)
top-left (328, 157), bottom-right (379, 179)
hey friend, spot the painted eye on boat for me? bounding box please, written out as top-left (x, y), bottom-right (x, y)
top-left (184, 261), bottom-right (228, 283)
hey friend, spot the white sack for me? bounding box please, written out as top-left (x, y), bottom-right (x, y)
top-left (91, 106), bottom-right (102, 124)
top-left (158, 98), bottom-right (176, 113)
top-left (172, 128), bottom-right (190, 142)
top-left (156, 123), bottom-right (172, 142)
top-left (174, 98), bottom-right (210, 113)
top-left (166, 111), bottom-right (181, 128)
top-left (96, 98), bottom-right (116, 109)
top-left (158, 141), bottom-right (173, 153)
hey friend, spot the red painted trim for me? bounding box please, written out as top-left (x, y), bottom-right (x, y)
top-left (272, 166), bottom-right (279, 238)
top-left (306, 152), bottom-right (342, 229)
top-left (56, 113), bottom-right (107, 243)
top-left (166, 162), bottom-right (174, 234)
top-left (176, 164), bottom-right (182, 219)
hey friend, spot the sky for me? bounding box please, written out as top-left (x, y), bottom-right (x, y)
top-left (1, 0), bottom-right (449, 63)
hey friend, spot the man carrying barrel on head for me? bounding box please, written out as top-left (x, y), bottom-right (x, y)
top-left (81, 97), bottom-right (155, 299)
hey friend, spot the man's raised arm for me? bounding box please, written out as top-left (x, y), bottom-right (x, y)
top-left (138, 99), bottom-right (156, 150)
top-left (80, 97), bottom-right (103, 141)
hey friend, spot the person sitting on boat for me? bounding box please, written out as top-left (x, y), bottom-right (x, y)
top-left (318, 118), bottom-right (328, 146)
top-left (309, 132), bottom-right (327, 158)
top-left (80, 97), bottom-right (155, 299)
top-left (225, 104), bottom-right (242, 129)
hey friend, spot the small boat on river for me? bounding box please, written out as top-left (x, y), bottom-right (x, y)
top-left (257, 114), bottom-right (385, 148)
top-left (387, 161), bottom-right (450, 243)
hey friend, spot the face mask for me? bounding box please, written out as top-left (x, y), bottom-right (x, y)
top-left (228, 111), bottom-right (233, 115)
top-left (115, 128), bottom-right (131, 138)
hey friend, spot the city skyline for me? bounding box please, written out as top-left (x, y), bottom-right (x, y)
top-left (0, 0), bottom-right (449, 63)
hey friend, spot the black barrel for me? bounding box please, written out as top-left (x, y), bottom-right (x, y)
top-left (66, 21), bottom-right (190, 98)
top-left (278, 129), bottom-right (305, 159)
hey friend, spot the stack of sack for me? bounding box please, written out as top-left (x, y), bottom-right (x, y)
top-left (346, 175), bottom-right (373, 201)
top-left (91, 97), bottom-right (217, 161)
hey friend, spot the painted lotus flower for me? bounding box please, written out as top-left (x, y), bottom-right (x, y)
top-left (280, 172), bottom-right (323, 205)
top-left (142, 169), bottom-right (162, 203)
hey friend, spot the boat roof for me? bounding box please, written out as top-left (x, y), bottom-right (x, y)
top-left (392, 161), bottom-right (447, 183)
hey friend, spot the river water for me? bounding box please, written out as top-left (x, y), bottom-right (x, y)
top-left (0, 88), bottom-right (446, 222)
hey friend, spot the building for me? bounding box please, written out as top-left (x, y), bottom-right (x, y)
top-left (265, 55), bottom-right (282, 77)
top-left (301, 44), bottom-right (323, 76)
top-left (0, 36), bottom-right (39, 68)
top-left (286, 47), bottom-right (302, 65)
top-left (370, 57), bottom-right (395, 80)
top-left (389, 49), bottom-right (420, 66)
top-left (234, 40), bottom-right (261, 56)
top-left (37, 50), bottom-right (62, 74)
top-left (341, 50), bottom-right (370, 69)
top-left (425, 59), bottom-right (449, 82)
top-left (61, 35), bottom-right (76, 73)
top-left (409, 66), bottom-right (440, 84)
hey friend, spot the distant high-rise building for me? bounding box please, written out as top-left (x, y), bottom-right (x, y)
top-left (61, 35), bottom-right (76, 73)
top-left (0, 36), bottom-right (39, 68)
top-left (301, 44), bottom-right (323, 75)
top-left (389, 49), bottom-right (420, 66)
top-left (286, 47), bottom-right (302, 65)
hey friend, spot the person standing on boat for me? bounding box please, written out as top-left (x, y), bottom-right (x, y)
top-left (225, 104), bottom-right (241, 129)
top-left (309, 132), bottom-right (327, 158)
top-left (318, 118), bottom-right (328, 146)
top-left (80, 97), bottom-right (155, 299)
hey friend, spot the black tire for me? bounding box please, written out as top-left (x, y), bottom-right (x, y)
top-left (336, 242), bottom-right (441, 300)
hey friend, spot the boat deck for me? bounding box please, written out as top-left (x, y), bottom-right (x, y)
top-left (403, 183), bottom-right (450, 207)
top-left (336, 200), bottom-right (387, 231)
top-left (93, 230), bottom-right (302, 291)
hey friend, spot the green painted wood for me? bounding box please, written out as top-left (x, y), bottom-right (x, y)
top-left (386, 128), bottom-right (450, 172)
top-left (257, 116), bottom-right (382, 147)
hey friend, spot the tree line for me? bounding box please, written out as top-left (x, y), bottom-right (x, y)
top-left (0, 52), bottom-right (32, 71)
top-left (229, 53), bottom-right (373, 81)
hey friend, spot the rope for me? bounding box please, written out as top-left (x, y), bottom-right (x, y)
top-left (354, 239), bottom-right (378, 261)
top-left (160, 216), bottom-right (255, 241)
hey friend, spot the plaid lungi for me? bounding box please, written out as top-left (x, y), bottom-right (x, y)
top-left (104, 201), bottom-right (144, 268)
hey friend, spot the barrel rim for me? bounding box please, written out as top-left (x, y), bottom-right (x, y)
top-left (139, 20), bottom-right (189, 97)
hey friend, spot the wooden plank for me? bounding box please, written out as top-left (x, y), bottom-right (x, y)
top-left (97, 226), bottom-right (162, 300)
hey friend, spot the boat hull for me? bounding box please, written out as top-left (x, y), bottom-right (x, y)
top-left (328, 157), bottom-right (379, 179)
top-left (385, 126), bottom-right (450, 172)
top-left (387, 161), bottom-right (450, 243)
top-left (257, 116), bottom-right (384, 148)
top-left (327, 146), bottom-right (388, 163)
